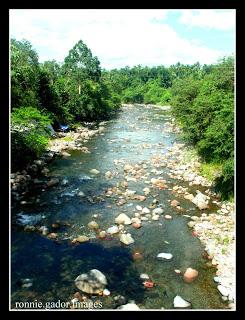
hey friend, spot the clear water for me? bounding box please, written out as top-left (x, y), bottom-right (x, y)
top-left (11, 105), bottom-right (227, 309)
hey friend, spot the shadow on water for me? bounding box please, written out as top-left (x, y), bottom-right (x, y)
top-left (11, 232), bottom-right (145, 306)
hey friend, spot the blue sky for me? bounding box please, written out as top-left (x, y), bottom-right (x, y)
top-left (9, 9), bottom-right (235, 70)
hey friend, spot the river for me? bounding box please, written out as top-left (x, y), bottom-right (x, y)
top-left (11, 104), bottom-right (227, 310)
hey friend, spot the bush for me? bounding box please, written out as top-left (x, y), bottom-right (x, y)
top-left (11, 107), bottom-right (51, 170)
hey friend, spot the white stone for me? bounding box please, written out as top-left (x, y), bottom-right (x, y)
top-left (90, 169), bottom-right (100, 175)
top-left (103, 288), bottom-right (111, 296)
top-left (152, 208), bottom-right (164, 215)
top-left (173, 295), bottom-right (191, 308)
top-left (120, 233), bottom-right (135, 245)
top-left (157, 253), bottom-right (173, 260)
top-left (75, 269), bottom-right (107, 294)
top-left (217, 285), bottom-right (230, 297)
top-left (136, 205), bottom-right (143, 211)
top-left (115, 213), bottom-right (132, 225)
top-left (192, 192), bottom-right (209, 210)
top-left (152, 215), bottom-right (160, 221)
top-left (105, 171), bottom-right (113, 179)
top-left (107, 226), bottom-right (119, 234)
top-left (142, 207), bottom-right (150, 214)
top-left (140, 273), bottom-right (150, 280)
top-left (117, 303), bottom-right (140, 310)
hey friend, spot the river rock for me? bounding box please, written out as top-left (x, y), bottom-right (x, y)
top-left (39, 226), bottom-right (49, 235)
top-left (157, 253), bottom-right (173, 260)
top-left (90, 169), bottom-right (100, 175)
top-left (117, 303), bottom-right (140, 310)
top-left (164, 215), bottom-right (172, 220)
top-left (171, 200), bottom-right (180, 207)
top-left (131, 217), bottom-right (141, 224)
top-left (41, 168), bottom-right (49, 176)
top-left (105, 171), bottom-right (112, 179)
top-left (115, 213), bottom-right (131, 225)
top-left (76, 235), bottom-right (90, 243)
top-left (192, 192), bottom-right (209, 210)
top-left (120, 233), bottom-right (135, 245)
top-left (143, 187), bottom-right (150, 195)
top-left (217, 285), bottom-right (230, 297)
top-left (173, 295), bottom-right (191, 308)
top-left (152, 207), bottom-right (164, 215)
top-left (187, 221), bottom-right (196, 228)
top-left (48, 232), bottom-right (57, 239)
top-left (136, 205), bottom-right (143, 211)
top-left (142, 207), bottom-right (150, 214)
top-left (88, 221), bottom-right (99, 230)
top-left (61, 151), bottom-right (71, 157)
top-left (75, 269), bottom-right (107, 294)
top-left (107, 226), bottom-right (119, 234)
top-left (132, 222), bottom-right (142, 229)
top-left (213, 276), bottom-right (221, 283)
top-left (152, 215), bottom-right (160, 220)
top-left (98, 231), bottom-right (107, 238)
top-left (103, 288), bottom-right (110, 296)
top-left (184, 194), bottom-right (194, 201)
top-left (183, 268), bottom-right (199, 283)
top-left (140, 273), bottom-right (150, 280)
top-left (24, 225), bottom-right (36, 232)
top-left (47, 178), bottom-right (59, 187)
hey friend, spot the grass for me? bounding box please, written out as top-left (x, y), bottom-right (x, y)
top-left (62, 136), bottom-right (73, 142)
top-left (200, 162), bottom-right (223, 182)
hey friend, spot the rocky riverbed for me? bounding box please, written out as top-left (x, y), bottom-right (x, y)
top-left (11, 104), bottom-right (235, 310)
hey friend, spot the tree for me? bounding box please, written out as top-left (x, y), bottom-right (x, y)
top-left (11, 39), bottom-right (41, 110)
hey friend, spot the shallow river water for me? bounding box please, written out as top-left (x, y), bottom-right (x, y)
top-left (11, 105), bottom-right (227, 310)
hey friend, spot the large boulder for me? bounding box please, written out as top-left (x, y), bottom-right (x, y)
top-left (75, 269), bottom-right (107, 295)
top-left (192, 191), bottom-right (209, 210)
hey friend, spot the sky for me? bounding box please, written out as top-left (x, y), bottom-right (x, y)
top-left (9, 9), bottom-right (235, 70)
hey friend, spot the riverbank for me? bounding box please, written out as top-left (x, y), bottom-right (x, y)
top-left (11, 122), bottom-right (107, 204)
top-left (163, 119), bottom-right (235, 308)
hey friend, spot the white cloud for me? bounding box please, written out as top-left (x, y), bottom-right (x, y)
top-left (9, 9), bottom-right (232, 69)
top-left (179, 9), bottom-right (235, 31)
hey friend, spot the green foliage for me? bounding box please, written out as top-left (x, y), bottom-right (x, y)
top-left (11, 39), bottom-right (41, 110)
top-left (170, 56), bottom-right (234, 198)
top-left (11, 107), bottom-right (51, 170)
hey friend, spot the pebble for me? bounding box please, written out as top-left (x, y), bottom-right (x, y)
top-left (157, 253), bottom-right (173, 260)
top-left (142, 207), bottom-right (151, 214)
top-left (136, 205), bottom-right (143, 211)
top-left (140, 273), bottom-right (150, 280)
top-left (152, 208), bottom-right (164, 215)
top-left (173, 295), bottom-right (191, 308)
top-left (164, 215), bottom-right (172, 220)
top-left (107, 226), bottom-right (119, 234)
top-left (103, 288), bottom-right (110, 296)
top-left (152, 215), bottom-right (160, 221)
top-left (90, 169), bottom-right (100, 175)
top-left (217, 285), bottom-right (230, 297)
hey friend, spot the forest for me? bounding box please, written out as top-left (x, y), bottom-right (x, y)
top-left (11, 38), bottom-right (234, 199)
